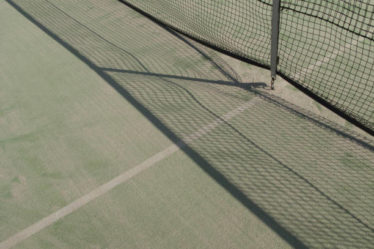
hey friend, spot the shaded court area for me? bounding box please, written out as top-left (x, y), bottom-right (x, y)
top-left (1, 0), bottom-right (374, 248)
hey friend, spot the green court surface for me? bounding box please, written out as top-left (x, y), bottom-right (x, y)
top-left (1, 0), bottom-right (374, 248)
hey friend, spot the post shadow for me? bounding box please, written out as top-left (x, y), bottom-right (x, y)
top-left (6, 1), bottom-right (374, 248)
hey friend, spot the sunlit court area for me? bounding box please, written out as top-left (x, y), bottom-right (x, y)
top-left (1, 0), bottom-right (373, 248)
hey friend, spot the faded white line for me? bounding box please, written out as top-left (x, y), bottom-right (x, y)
top-left (0, 97), bottom-right (260, 249)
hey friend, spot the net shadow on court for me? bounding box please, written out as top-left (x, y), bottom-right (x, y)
top-left (6, 0), bottom-right (374, 248)
top-left (120, 0), bottom-right (374, 133)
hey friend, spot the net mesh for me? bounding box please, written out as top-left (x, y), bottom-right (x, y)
top-left (5, 0), bottom-right (374, 247)
top-left (120, 0), bottom-right (374, 132)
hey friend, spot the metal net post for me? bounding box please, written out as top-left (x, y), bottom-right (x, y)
top-left (270, 0), bottom-right (280, 90)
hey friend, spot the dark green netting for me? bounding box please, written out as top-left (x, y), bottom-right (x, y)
top-left (120, 0), bottom-right (374, 132)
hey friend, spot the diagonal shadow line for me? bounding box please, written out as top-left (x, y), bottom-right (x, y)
top-left (118, 0), bottom-right (374, 137)
top-left (43, 0), bottom-right (149, 72)
top-left (100, 67), bottom-right (267, 89)
top-left (129, 8), bottom-right (374, 151)
top-left (114, 0), bottom-right (374, 149)
top-left (101, 66), bottom-right (374, 151)
top-left (252, 91), bottom-right (374, 151)
top-left (6, 0), bottom-right (308, 248)
top-left (41, 0), bottom-right (374, 151)
top-left (42, 0), bottom-right (374, 235)
top-left (7, 0), bottom-right (374, 247)
top-left (154, 75), bottom-right (374, 236)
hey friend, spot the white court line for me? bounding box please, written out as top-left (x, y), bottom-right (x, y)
top-left (0, 97), bottom-right (260, 249)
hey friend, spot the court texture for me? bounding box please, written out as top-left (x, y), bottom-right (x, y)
top-left (0, 0), bottom-right (373, 248)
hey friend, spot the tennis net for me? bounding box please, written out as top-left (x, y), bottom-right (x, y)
top-left (119, 0), bottom-right (374, 134)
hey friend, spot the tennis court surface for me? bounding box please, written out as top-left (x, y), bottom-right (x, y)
top-left (1, 0), bottom-right (374, 248)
